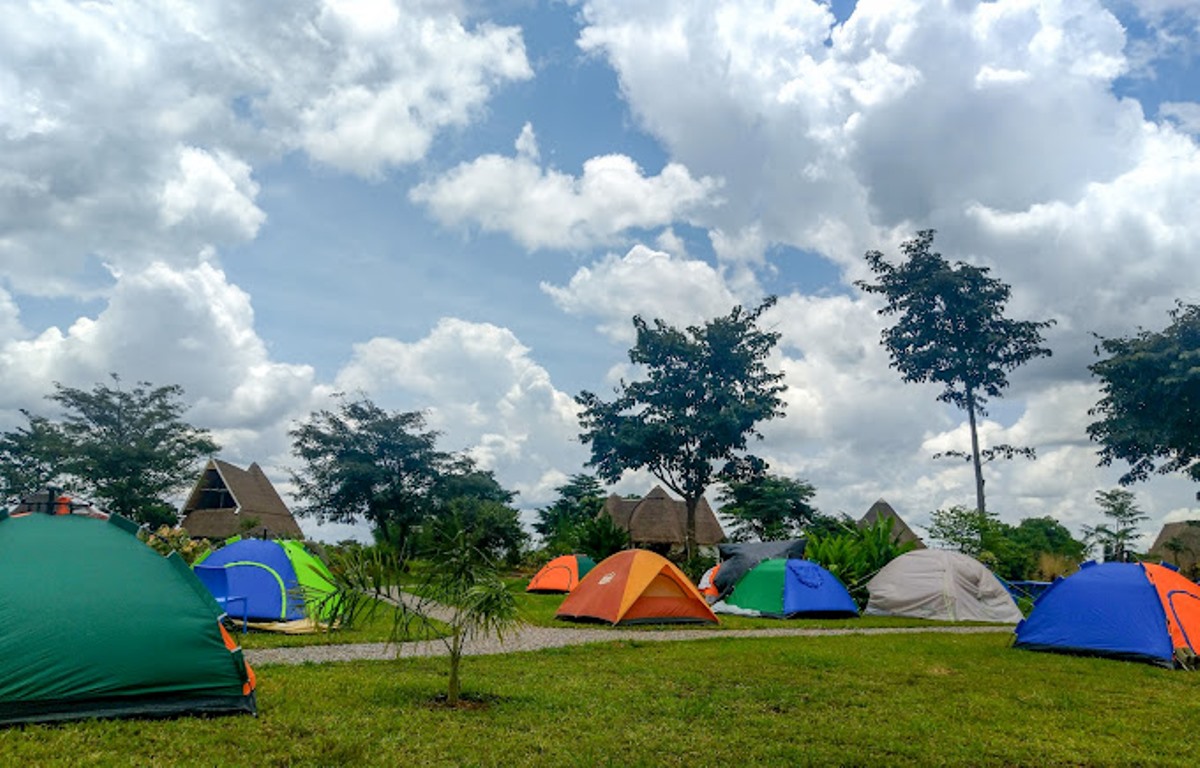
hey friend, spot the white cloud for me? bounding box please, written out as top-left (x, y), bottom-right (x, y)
top-left (0, 0), bottom-right (530, 293)
top-left (410, 126), bottom-right (722, 250)
top-left (541, 245), bottom-right (742, 341)
top-left (334, 317), bottom-right (585, 507)
top-left (1160, 101), bottom-right (1200, 134)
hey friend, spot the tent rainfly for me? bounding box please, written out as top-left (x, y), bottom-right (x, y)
top-left (557, 549), bottom-right (718, 625)
top-left (865, 549), bottom-right (1023, 623)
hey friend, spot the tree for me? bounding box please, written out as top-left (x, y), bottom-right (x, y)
top-left (1088, 302), bottom-right (1200, 485)
top-left (806, 516), bottom-right (916, 607)
top-left (0, 412), bottom-right (68, 506)
top-left (0, 376), bottom-right (218, 526)
top-left (576, 298), bottom-right (787, 560)
top-left (289, 396), bottom-right (451, 552)
top-left (857, 230), bottom-right (1054, 516)
top-left (718, 474), bottom-right (819, 541)
top-left (574, 513), bottom-right (629, 561)
top-left (534, 474), bottom-right (606, 553)
top-left (1083, 488), bottom-right (1148, 563)
top-left (927, 505), bottom-right (995, 557)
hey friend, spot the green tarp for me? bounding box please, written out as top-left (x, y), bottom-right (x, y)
top-left (0, 511), bottom-right (256, 725)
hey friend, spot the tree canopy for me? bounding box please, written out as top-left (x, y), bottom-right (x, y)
top-left (0, 375), bottom-right (218, 526)
top-left (718, 474), bottom-right (821, 542)
top-left (289, 396), bottom-right (524, 561)
top-left (856, 230), bottom-right (1054, 515)
top-left (576, 298), bottom-right (787, 560)
top-left (289, 396), bottom-right (451, 552)
top-left (534, 473), bottom-right (606, 554)
top-left (1083, 488), bottom-right (1148, 563)
top-left (1088, 302), bottom-right (1200, 485)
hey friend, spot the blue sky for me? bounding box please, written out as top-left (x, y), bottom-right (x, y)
top-left (2, 0), bottom-right (1199, 546)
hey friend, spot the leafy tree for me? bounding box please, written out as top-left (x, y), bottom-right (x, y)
top-left (534, 474), bottom-right (606, 553)
top-left (0, 376), bottom-right (218, 526)
top-left (289, 396), bottom-right (451, 553)
top-left (574, 513), bottom-right (629, 561)
top-left (576, 298), bottom-right (787, 560)
top-left (1083, 488), bottom-right (1148, 563)
top-left (927, 505), bottom-right (996, 557)
top-left (423, 496), bottom-right (527, 567)
top-left (0, 412), bottom-right (67, 506)
top-left (806, 516), bottom-right (916, 607)
top-left (718, 474), bottom-right (819, 542)
top-left (856, 230), bottom-right (1054, 516)
top-left (1088, 302), bottom-right (1200, 485)
top-left (429, 462), bottom-right (516, 508)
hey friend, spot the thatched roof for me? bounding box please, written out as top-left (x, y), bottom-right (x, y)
top-left (602, 485), bottom-right (726, 546)
top-left (858, 499), bottom-right (926, 549)
top-left (1146, 520), bottom-right (1200, 572)
top-left (179, 459), bottom-right (303, 540)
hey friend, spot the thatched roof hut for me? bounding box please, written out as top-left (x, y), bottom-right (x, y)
top-left (602, 485), bottom-right (726, 547)
top-left (1146, 520), bottom-right (1200, 576)
top-left (858, 499), bottom-right (926, 549)
top-left (179, 459), bottom-right (303, 540)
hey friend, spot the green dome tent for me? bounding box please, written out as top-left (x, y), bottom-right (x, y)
top-left (0, 508), bottom-right (257, 725)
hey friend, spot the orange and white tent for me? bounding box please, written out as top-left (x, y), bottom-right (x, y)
top-left (526, 554), bottom-right (596, 593)
top-left (556, 549), bottom-right (718, 625)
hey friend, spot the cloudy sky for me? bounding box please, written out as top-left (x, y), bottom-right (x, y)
top-left (3, 0), bottom-right (1199, 547)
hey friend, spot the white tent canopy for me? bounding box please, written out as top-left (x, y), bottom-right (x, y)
top-left (865, 549), bottom-right (1023, 623)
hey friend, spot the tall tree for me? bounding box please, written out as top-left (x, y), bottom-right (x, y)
top-left (1088, 302), bottom-right (1200, 485)
top-left (0, 376), bottom-right (218, 526)
top-left (576, 299), bottom-right (787, 560)
top-left (289, 396), bottom-right (451, 552)
top-left (856, 230), bottom-right (1054, 515)
top-left (0, 412), bottom-right (68, 506)
top-left (1083, 488), bottom-right (1148, 563)
top-left (534, 473), bottom-right (606, 553)
top-left (718, 474), bottom-right (819, 542)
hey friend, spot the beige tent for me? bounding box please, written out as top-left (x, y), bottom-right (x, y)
top-left (865, 549), bottom-right (1022, 623)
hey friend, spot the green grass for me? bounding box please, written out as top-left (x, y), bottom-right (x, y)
top-left (3, 632), bottom-right (1197, 766)
top-left (510, 578), bottom-right (1004, 631)
top-left (235, 598), bottom-right (443, 650)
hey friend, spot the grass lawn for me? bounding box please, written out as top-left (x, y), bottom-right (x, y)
top-left (4, 632), bottom-right (1196, 766)
top-left (235, 598), bottom-right (437, 650)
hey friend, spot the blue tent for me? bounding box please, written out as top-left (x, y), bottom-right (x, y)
top-left (713, 559), bottom-right (858, 618)
top-left (1014, 561), bottom-right (1200, 668)
top-left (196, 539), bottom-right (334, 622)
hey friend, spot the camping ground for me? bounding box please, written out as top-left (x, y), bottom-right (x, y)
top-left (2, 629), bottom-right (1198, 766)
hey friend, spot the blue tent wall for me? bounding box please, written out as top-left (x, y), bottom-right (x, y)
top-left (201, 539), bottom-right (303, 621)
top-left (781, 560), bottom-right (859, 617)
top-left (1014, 562), bottom-right (1174, 666)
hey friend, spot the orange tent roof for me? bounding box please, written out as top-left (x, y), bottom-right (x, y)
top-left (556, 549), bottom-right (718, 626)
top-left (526, 554), bottom-right (595, 593)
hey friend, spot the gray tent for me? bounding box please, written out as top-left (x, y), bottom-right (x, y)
top-left (865, 549), bottom-right (1022, 623)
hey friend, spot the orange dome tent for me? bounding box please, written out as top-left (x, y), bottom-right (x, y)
top-left (527, 554), bottom-right (596, 593)
top-left (556, 549), bottom-right (718, 625)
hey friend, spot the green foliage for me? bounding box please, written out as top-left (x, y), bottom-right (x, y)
top-left (0, 375), bottom-right (218, 525)
top-left (139, 525), bottom-right (211, 564)
top-left (576, 298), bottom-right (787, 559)
top-left (857, 230), bottom-right (1054, 515)
top-left (928, 506), bottom-right (1086, 580)
top-left (289, 396), bottom-right (451, 553)
top-left (534, 473), bottom-right (605, 554)
top-left (574, 513), bottom-right (629, 561)
top-left (402, 513), bottom-right (521, 706)
top-left (422, 496), bottom-right (527, 567)
top-left (1088, 302), bottom-right (1200, 485)
top-left (1083, 488), bottom-right (1149, 563)
top-left (718, 474), bottom-right (819, 542)
top-left (806, 516), bottom-right (915, 607)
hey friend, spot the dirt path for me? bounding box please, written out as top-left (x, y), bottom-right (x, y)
top-left (245, 623), bottom-right (1012, 666)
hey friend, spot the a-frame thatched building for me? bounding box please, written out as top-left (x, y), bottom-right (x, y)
top-left (1146, 520), bottom-right (1200, 578)
top-left (179, 459), bottom-right (303, 540)
top-left (601, 485), bottom-right (726, 550)
top-left (858, 499), bottom-right (925, 549)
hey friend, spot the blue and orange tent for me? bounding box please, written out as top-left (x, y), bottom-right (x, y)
top-left (1014, 561), bottom-right (1200, 668)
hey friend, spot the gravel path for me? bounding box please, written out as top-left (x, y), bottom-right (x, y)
top-left (245, 624), bottom-right (1012, 666)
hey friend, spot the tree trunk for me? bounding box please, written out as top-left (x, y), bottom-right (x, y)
top-left (447, 629), bottom-right (462, 706)
top-left (684, 496), bottom-right (698, 562)
top-left (966, 389), bottom-right (986, 516)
